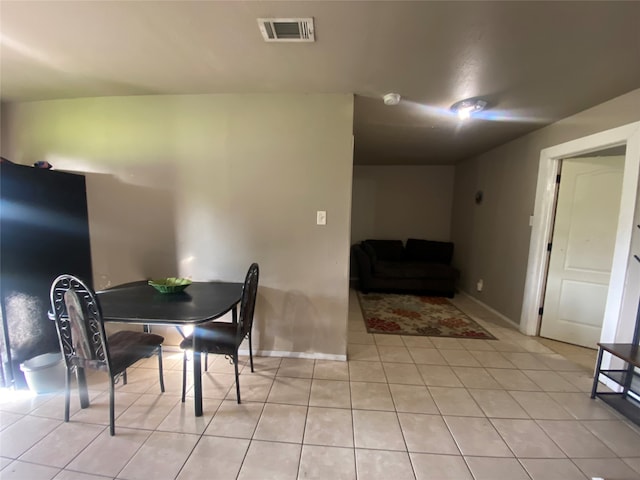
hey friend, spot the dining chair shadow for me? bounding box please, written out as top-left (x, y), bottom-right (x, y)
top-left (49, 274), bottom-right (165, 435)
top-left (180, 262), bottom-right (259, 404)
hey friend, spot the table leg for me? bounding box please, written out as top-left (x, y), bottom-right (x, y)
top-left (193, 349), bottom-right (203, 417)
top-left (76, 367), bottom-right (90, 408)
top-left (590, 347), bottom-right (604, 399)
top-left (622, 357), bottom-right (635, 398)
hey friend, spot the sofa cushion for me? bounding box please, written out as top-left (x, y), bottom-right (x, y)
top-left (374, 261), bottom-right (459, 280)
top-left (363, 240), bottom-right (405, 261)
top-left (405, 238), bottom-right (453, 264)
top-left (362, 242), bottom-right (378, 263)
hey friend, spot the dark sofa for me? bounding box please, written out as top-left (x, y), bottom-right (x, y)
top-left (352, 238), bottom-right (460, 297)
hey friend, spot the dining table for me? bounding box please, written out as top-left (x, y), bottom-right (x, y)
top-left (96, 280), bottom-right (244, 416)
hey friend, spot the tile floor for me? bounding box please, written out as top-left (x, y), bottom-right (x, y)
top-left (1, 291), bottom-right (639, 479)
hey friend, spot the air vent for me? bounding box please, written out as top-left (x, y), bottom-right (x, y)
top-left (257, 18), bottom-right (315, 42)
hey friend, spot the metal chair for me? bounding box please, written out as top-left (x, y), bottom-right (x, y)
top-left (180, 263), bottom-right (259, 404)
top-left (49, 274), bottom-right (165, 435)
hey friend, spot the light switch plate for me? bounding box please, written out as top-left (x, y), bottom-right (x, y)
top-left (316, 210), bottom-right (326, 225)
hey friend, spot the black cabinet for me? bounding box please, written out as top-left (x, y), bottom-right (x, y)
top-left (591, 343), bottom-right (640, 426)
top-left (0, 162), bottom-right (93, 388)
top-left (591, 224), bottom-right (640, 426)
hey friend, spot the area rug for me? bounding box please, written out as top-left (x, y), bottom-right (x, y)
top-left (357, 292), bottom-right (496, 339)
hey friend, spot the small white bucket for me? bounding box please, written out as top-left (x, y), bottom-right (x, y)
top-left (19, 352), bottom-right (66, 394)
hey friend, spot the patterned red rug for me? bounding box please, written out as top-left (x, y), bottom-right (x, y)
top-left (357, 292), bottom-right (496, 339)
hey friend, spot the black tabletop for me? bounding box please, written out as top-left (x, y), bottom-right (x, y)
top-left (97, 280), bottom-right (243, 325)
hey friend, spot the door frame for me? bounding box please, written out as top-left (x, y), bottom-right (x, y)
top-left (521, 122), bottom-right (640, 364)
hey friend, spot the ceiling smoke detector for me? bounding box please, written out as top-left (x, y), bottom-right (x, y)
top-left (383, 93), bottom-right (401, 106)
top-left (450, 98), bottom-right (487, 119)
top-left (258, 18), bottom-right (315, 42)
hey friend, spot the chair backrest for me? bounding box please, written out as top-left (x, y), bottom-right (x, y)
top-left (238, 263), bottom-right (259, 339)
top-left (50, 274), bottom-right (112, 374)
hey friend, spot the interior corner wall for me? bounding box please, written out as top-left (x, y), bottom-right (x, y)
top-left (452, 88), bottom-right (640, 325)
top-left (350, 165), bottom-right (455, 245)
top-left (1, 94), bottom-right (355, 358)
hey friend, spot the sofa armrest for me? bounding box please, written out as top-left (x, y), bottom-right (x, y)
top-left (352, 244), bottom-right (375, 288)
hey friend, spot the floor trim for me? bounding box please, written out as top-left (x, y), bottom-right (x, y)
top-left (239, 349), bottom-right (347, 362)
top-left (457, 290), bottom-right (521, 330)
top-left (164, 345), bottom-right (346, 361)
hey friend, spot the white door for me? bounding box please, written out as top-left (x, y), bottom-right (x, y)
top-left (540, 156), bottom-right (624, 348)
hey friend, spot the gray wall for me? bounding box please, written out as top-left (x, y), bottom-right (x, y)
top-left (351, 165), bottom-right (455, 244)
top-left (5, 88), bottom-right (640, 343)
top-left (1, 93), bottom-right (354, 358)
top-left (452, 88), bottom-right (640, 324)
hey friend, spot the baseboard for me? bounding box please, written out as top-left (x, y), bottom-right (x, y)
top-left (457, 290), bottom-right (521, 331)
top-left (238, 349), bottom-right (347, 362)
top-left (163, 345), bottom-right (182, 353)
top-left (164, 345), bottom-right (346, 361)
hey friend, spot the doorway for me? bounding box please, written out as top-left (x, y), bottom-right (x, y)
top-left (521, 121), bottom-right (640, 373)
top-left (539, 153), bottom-right (625, 348)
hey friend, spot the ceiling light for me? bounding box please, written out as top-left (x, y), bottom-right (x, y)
top-left (383, 93), bottom-right (401, 106)
top-left (450, 98), bottom-right (487, 119)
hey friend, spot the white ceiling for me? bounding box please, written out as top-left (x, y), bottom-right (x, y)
top-left (2, 1), bottom-right (639, 165)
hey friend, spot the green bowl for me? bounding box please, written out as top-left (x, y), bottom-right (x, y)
top-left (148, 277), bottom-right (192, 294)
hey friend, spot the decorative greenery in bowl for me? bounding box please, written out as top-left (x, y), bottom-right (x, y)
top-left (148, 277), bottom-right (192, 294)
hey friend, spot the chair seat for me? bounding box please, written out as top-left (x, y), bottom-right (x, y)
top-left (179, 322), bottom-right (237, 355)
top-left (109, 330), bottom-right (164, 374)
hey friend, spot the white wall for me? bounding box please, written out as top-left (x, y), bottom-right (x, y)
top-left (452, 88), bottom-right (640, 325)
top-left (350, 165), bottom-right (455, 244)
top-left (1, 93), bottom-right (354, 358)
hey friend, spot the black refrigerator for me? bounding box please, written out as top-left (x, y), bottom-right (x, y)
top-left (0, 162), bottom-right (93, 388)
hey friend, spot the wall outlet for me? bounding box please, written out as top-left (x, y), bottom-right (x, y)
top-left (316, 210), bottom-right (326, 225)
top-left (476, 279), bottom-right (484, 292)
